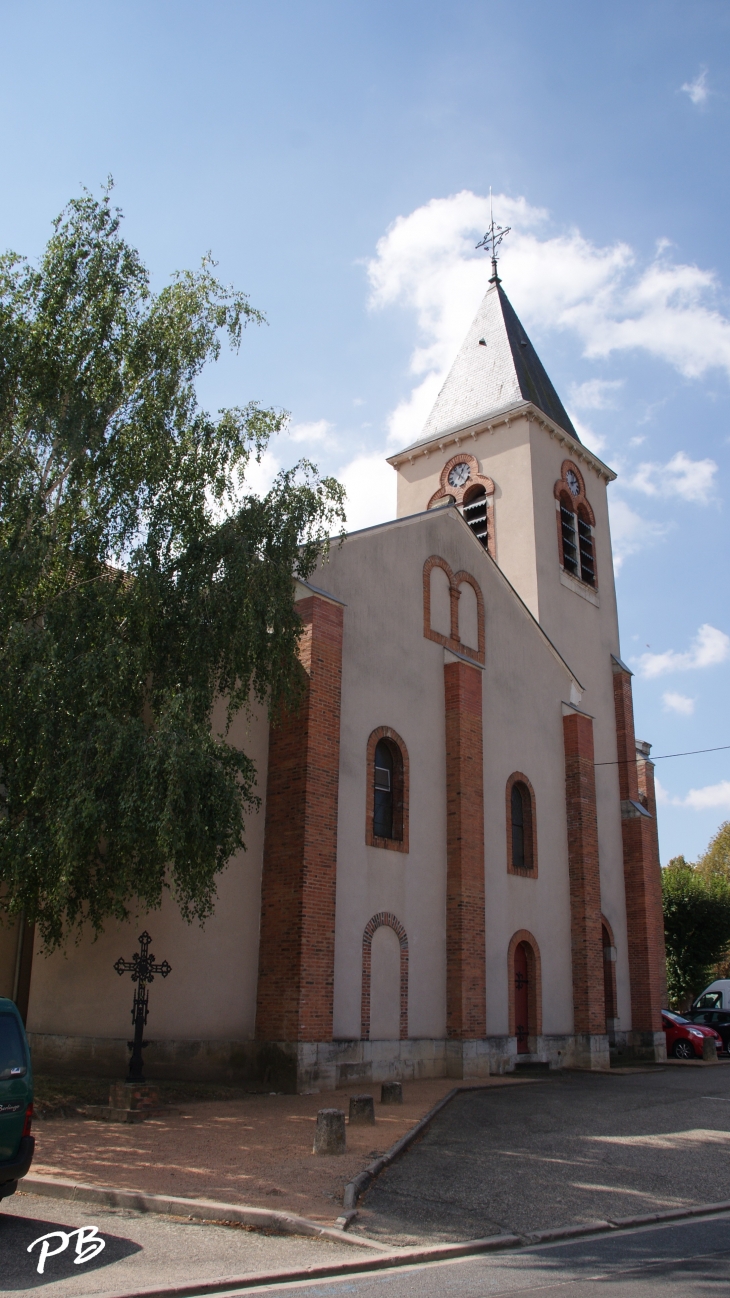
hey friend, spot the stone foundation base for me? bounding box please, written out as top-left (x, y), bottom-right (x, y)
top-left (610, 1029), bottom-right (666, 1064)
top-left (29, 1030), bottom-right (615, 1091)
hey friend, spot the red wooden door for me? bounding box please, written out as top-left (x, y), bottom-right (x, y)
top-left (514, 942), bottom-right (529, 1054)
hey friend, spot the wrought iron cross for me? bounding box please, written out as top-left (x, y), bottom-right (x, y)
top-left (114, 932), bottom-right (171, 1083)
top-left (476, 187), bottom-right (511, 283)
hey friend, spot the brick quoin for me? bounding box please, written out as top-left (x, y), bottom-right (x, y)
top-left (612, 665), bottom-right (667, 1030)
top-left (444, 659), bottom-right (486, 1038)
top-left (562, 711), bottom-right (606, 1035)
top-left (255, 595), bottom-right (343, 1043)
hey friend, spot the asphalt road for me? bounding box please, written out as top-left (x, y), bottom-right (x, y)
top-left (220, 1214), bottom-right (730, 1297)
top-left (358, 1064), bottom-right (730, 1244)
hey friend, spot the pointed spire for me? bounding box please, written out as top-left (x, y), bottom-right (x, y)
top-left (417, 278), bottom-right (579, 446)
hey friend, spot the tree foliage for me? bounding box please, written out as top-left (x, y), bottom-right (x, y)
top-left (0, 188), bottom-right (345, 949)
top-left (662, 860), bottom-right (730, 1007)
top-left (695, 821), bottom-right (730, 887)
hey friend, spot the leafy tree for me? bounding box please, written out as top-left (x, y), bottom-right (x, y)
top-left (0, 188), bottom-right (344, 950)
top-left (662, 861), bottom-right (730, 1007)
top-left (695, 821), bottom-right (730, 887)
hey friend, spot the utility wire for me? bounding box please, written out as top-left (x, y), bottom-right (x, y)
top-left (595, 744), bottom-right (730, 767)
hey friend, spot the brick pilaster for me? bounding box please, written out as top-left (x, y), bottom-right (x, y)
top-left (563, 710), bottom-right (606, 1034)
top-left (444, 658), bottom-right (486, 1038)
top-left (255, 595), bottom-right (343, 1042)
top-left (613, 662), bottom-right (666, 1031)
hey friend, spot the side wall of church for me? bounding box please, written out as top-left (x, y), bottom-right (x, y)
top-left (25, 696), bottom-right (270, 1044)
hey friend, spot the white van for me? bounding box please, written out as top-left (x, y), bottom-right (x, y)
top-left (692, 980), bottom-right (730, 1011)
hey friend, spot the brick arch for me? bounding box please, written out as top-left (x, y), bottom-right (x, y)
top-left (427, 453), bottom-right (496, 559)
top-left (361, 912), bottom-right (409, 1040)
top-left (507, 929), bottom-right (543, 1042)
top-left (601, 913), bottom-right (618, 1024)
top-left (365, 726), bottom-right (409, 853)
top-left (505, 772), bottom-right (538, 877)
top-left (423, 556), bottom-right (485, 665)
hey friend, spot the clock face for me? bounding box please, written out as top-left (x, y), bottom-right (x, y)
top-left (566, 469), bottom-right (580, 497)
top-left (447, 461), bottom-right (471, 489)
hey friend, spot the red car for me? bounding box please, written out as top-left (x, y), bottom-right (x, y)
top-left (662, 1010), bottom-right (723, 1059)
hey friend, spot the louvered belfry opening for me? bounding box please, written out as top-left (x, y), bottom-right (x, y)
top-left (577, 511), bottom-right (595, 586)
top-left (462, 484), bottom-right (488, 547)
top-left (560, 496), bottom-right (579, 576)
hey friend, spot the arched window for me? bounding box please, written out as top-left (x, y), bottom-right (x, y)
top-left (374, 739), bottom-right (394, 839)
top-left (506, 773), bottom-right (537, 875)
top-left (366, 728), bottom-right (409, 852)
top-left (462, 484), bottom-right (489, 548)
top-left (602, 918), bottom-right (618, 1029)
top-left (555, 462), bottom-right (597, 589)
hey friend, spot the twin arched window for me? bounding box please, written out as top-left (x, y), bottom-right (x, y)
top-left (556, 462), bottom-right (596, 588)
top-left (366, 728), bottom-right (409, 853)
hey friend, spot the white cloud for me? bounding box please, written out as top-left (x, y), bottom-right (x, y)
top-left (607, 498), bottom-right (666, 570)
top-left (681, 68), bottom-right (710, 106)
top-left (628, 451), bottom-right (718, 504)
top-left (658, 777), bottom-right (730, 811)
top-left (368, 190), bottom-right (730, 451)
top-left (569, 378), bottom-right (623, 410)
top-left (636, 623), bottom-right (730, 678)
top-left (662, 691), bottom-right (696, 716)
top-left (288, 418), bottom-right (335, 444)
top-left (338, 451), bottom-right (397, 532)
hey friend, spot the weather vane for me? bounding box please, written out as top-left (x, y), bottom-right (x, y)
top-left (476, 188), bottom-right (511, 283)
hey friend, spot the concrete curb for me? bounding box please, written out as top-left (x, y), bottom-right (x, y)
top-left (19, 1175), bottom-right (385, 1251)
top-left (79, 1200), bottom-right (730, 1298)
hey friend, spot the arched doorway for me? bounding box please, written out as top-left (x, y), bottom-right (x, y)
top-left (514, 941), bottom-right (530, 1053)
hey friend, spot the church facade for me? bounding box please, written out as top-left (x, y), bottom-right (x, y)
top-left (4, 268), bottom-right (668, 1091)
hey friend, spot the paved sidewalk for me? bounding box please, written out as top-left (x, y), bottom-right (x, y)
top-left (357, 1065), bottom-right (730, 1245)
top-left (29, 1076), bottom-right (527, 1225)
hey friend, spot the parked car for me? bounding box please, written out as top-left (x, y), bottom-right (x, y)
top-left (685, 1006), bottom-right (730, 1053)
top-left (691, 980), bottom-right (730, 1012)
top-left (0, 998), bottom-right (34, 1202)
top-left (662, 1009), bottom-right (723, 1060)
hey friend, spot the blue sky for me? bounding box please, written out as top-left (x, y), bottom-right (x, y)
top-left (1, 0), bottom-right (728, 863)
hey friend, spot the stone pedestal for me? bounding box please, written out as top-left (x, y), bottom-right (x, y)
top-left (703, 1037), bottom-right (719, 1063)
top-left (83, 1081), bottom-right (168, 1124)
top-left (349, 1094), bottom-right (375, 1125)
top-left (381, 1081), bottom-right (403, 1104)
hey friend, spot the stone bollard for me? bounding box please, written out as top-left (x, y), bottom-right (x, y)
top-left (381, 1081), bottom-right (403, 1105)
top-left (703, 1037), bottom-right (719, 1063)
top-left (313, 1108), bottom-right (346, 1155)
top-left (349, 1094), bottom-right (375, 1125)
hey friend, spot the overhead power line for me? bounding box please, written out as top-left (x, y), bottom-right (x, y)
top-left (595, 744), bottom-right (730, 768)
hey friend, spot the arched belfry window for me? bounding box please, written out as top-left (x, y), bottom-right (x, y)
top-left (506, 773), bottom-right (537, 876)
top-left (366, 728), bottom-right (409, 853)
top-left (555, 462), bottom-right (597, 589)
top-left (427, 454), bottom-right (496, 559)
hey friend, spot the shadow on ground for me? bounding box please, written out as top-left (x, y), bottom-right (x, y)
top-left (0, 1209), bottom-right (141, 1290)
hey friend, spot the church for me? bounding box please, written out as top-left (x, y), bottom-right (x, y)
top-left (2, 252), bottom-right (668, 1092)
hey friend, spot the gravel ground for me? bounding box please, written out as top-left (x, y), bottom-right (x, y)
top-left (29, 1076), bottom-right (529, 1224)
top-left (357, 1063), bottom-right (730, 1245)
top-left (1, 1190), bottom-right (358, 1297)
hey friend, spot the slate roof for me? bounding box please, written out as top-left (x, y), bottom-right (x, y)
top-left (417, 278), bottom-right (579, 445)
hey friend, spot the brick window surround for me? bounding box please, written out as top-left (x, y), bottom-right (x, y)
top-left (601, 914), bottom-right (618, 1025)
top-left (361, 912), bottom-right (409, 1040)
top-left (505, 772), bottom-right (538, 877)
top-left (426, 453), bottom-right (496, 560)
top-left (554, 460), bottom-right (598, 589)
top-left (423, 555), bottom-right (485, 665)
top-left (507, 930), bottom-right (543, 1041)
top-left (365, 726), bottom-right (409, 853)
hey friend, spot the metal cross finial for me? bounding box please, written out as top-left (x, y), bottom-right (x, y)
top-left (476, 188), bottom-right (511, 284)
top-left (114, 931), bottom-right (171, 1083)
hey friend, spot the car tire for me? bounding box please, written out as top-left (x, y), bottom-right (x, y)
top-left (672, 1040), bottom-right (696, 1060)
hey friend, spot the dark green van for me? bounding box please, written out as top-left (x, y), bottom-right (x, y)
top-left (0, 997), bottom-right (34, 1201)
